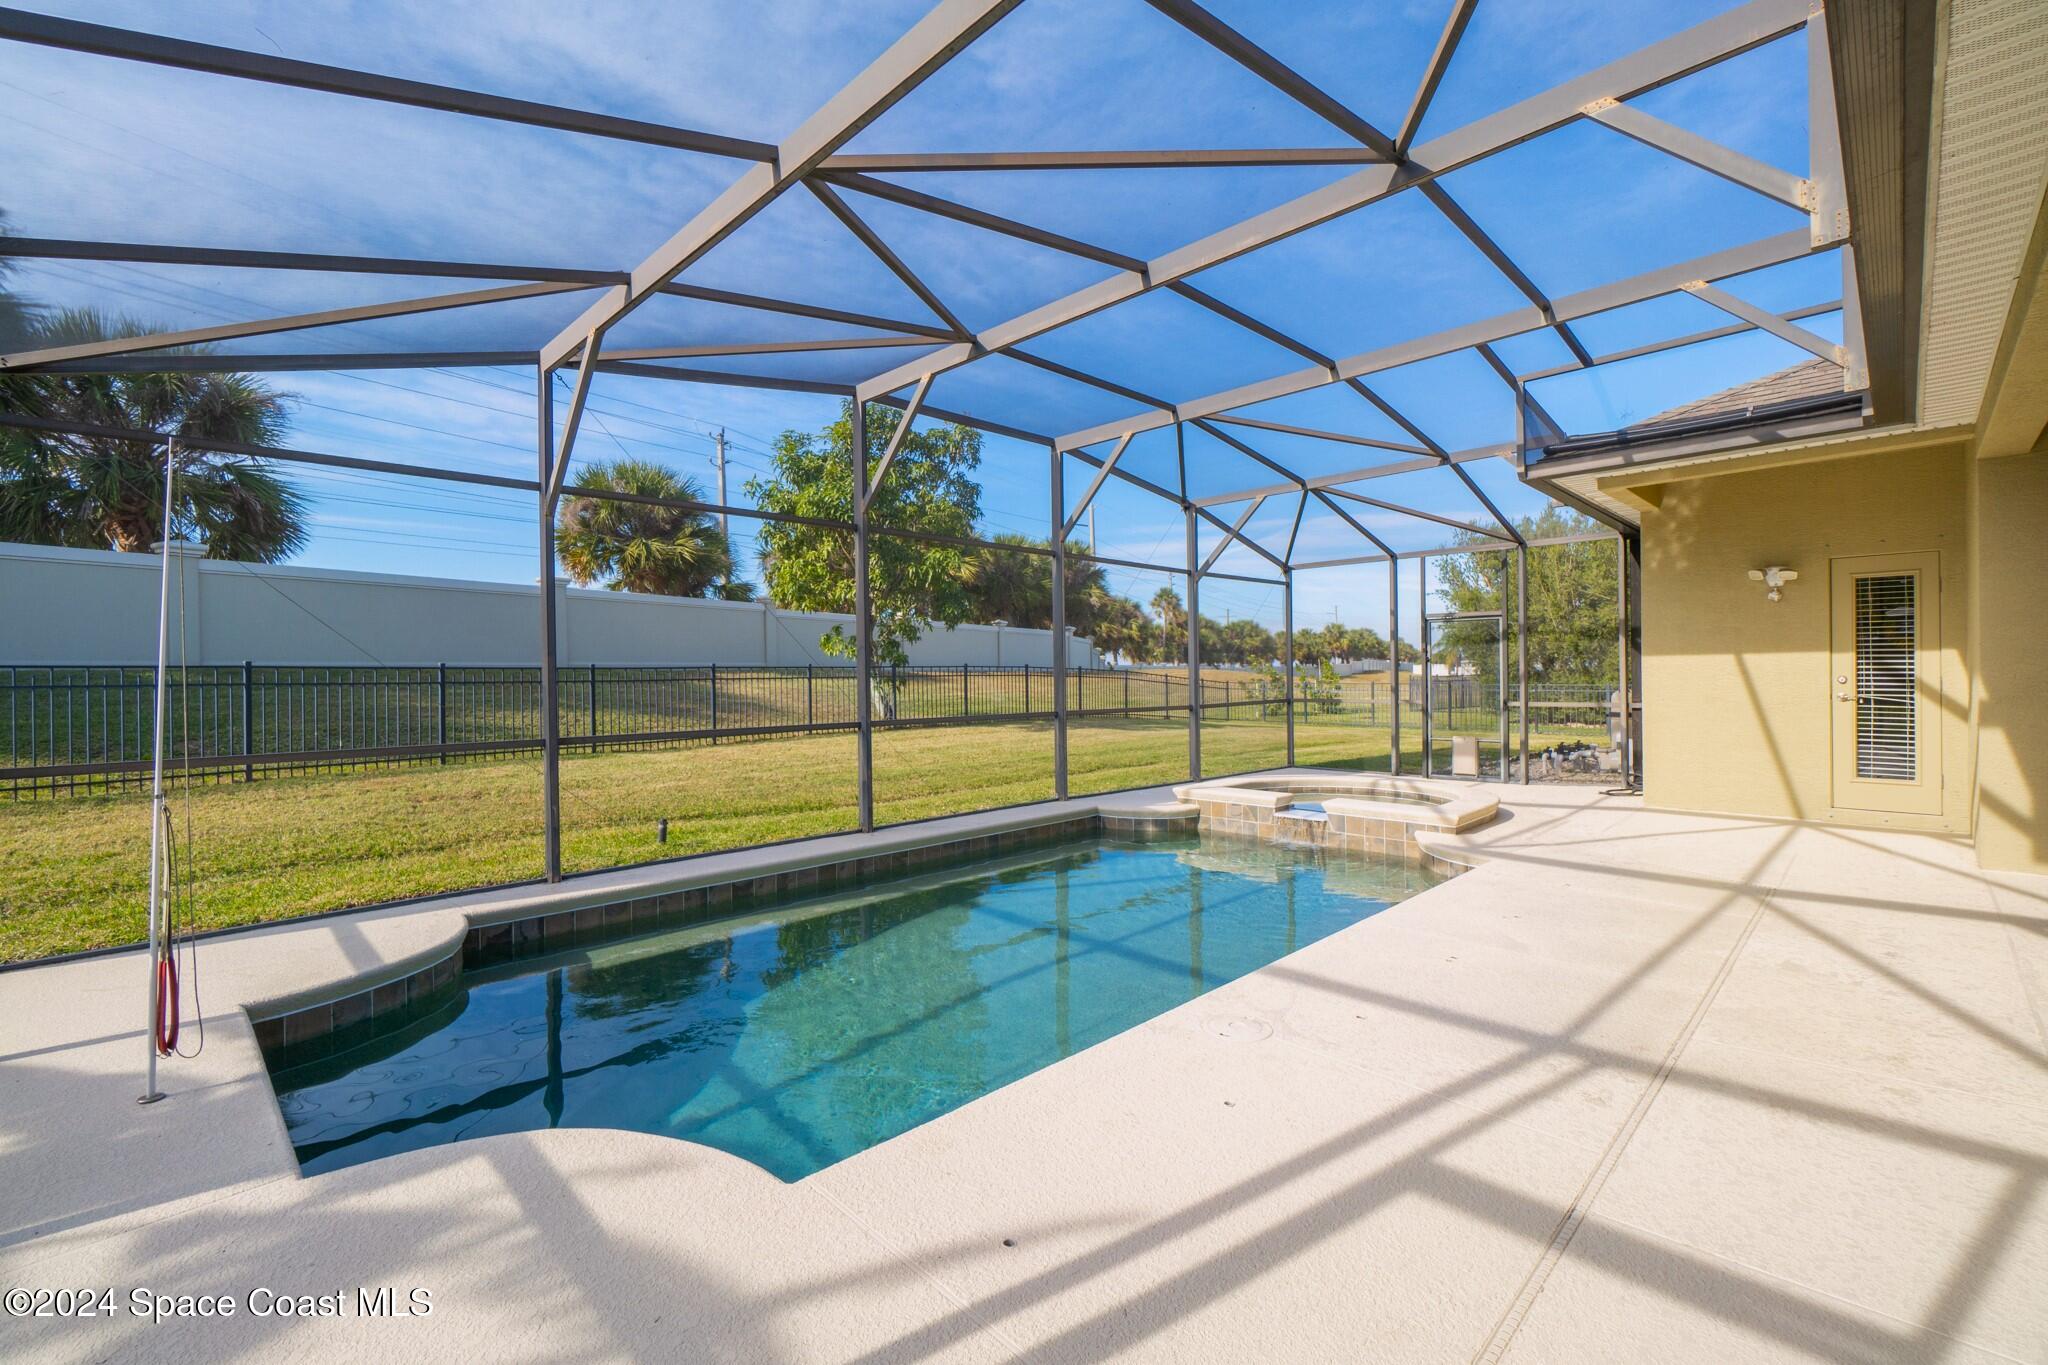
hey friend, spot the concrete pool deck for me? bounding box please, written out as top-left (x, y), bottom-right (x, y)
top-left (2, 779), bottom-right (2044, 1362)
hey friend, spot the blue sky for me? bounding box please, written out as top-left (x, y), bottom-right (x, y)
top-left (1, 0), bottom-right (1839, 638)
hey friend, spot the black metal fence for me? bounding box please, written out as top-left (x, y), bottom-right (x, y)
top-left (1, 663), bottom-right (1619, 797)
top-left (1, 663), bottom-right (1248, 796)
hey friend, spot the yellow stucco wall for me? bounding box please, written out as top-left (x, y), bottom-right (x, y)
top-left (1638, 443), bottom-right (1974, 831)
top-left (1970, 453), bottom-right (2048, 873)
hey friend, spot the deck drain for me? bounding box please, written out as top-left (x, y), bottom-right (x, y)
top-left (1206, 1016), bottom-right (1272, 1041)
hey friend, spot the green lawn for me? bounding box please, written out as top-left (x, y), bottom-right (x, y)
top-left (2, 713), bottom-right (1566, 962)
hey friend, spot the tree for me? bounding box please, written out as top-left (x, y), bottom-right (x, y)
top-left (1216, 617), bottom-right (1275, 666)
top-left (555, 457), bottom-right (747, 598)
top-left (960, 532), bottom-right (1048, 627)
top-left (959, 532), bottom-right (1109, 635)
top-left (1431, 505), bottom-right (1617, 685)
top-left (1147, 586), bottom-right (1186, 663)
top-left (0, 308), bottom-right (305, 561)
top-left (749, 401), bottom-right (981, 667)
top-left (1343, 624), bottom-right (1389, 660)
top-left (1085, 591), bottom-right (1147, 664)
top-left (0, 210), bottom-right (37, 349)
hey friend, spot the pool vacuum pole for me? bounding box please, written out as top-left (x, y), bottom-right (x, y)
top-left (140, 438), bottom-right (176, 1105)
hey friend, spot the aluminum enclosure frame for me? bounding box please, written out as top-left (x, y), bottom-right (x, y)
top-left (0, 0), bottom-right (1863, 876)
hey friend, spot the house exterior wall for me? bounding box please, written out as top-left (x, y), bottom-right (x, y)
top-left (1969, 451), bottom-right (2048, 873)
top-left (1638, 442), bottom-right (1975, 834)
top-left (0, 542), bottom-right (1099, 670)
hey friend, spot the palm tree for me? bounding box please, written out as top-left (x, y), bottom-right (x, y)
top-left (0, 308), bottom-right (304, 560)
top-left (555, 457), bottom-right (748, 597)
top-left (961, 533), bottom-right (1111, 631)
top-left (0, 210), bottom-right (38, 348)
top-left (962, 532), bottom-right (1050, 626)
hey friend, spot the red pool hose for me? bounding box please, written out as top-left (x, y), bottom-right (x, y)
top-left (155, 953), bottom-right (179, 1056)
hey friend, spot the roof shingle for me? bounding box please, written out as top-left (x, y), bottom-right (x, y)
top-left (1643, 358), bottom-right (1846, 426)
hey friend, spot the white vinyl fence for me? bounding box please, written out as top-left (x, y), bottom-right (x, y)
top-left (0, 541), bottom-right (1097, 669)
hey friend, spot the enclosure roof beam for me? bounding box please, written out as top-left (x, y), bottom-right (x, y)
top-left (544, 336), bottom-right (601, 505)
top-left (593, 360), bottom-right (854, 397)
top-left (1191, 443), bottom-right (1511, 508)
top-left (1310, 488), bottom-right (1396, 561)
top-left (1585, 98), bottom-right (1811, 209)
top-left (0, 236), bottom-right (628, 285)
top-left (1194, 504), bottom-right (1287, 573)
top-left (856, 0), bottom-right (1809, 404)
top-left (1066, 442), bottom-right (1184, 512)
top-left (0, 410), bottom-right (537, 491)
top-left (817, 147), bottom-right (1383, 172)
top-left (1286, 552), bottom-right (1386, 571)
top-left (0, 280), bottom-right (590, 370)
top-left (1059, 439), bottom-right (1283, 569)
top-left (1395, 0), bottom-right (1476, 156)
top-left (1167, 284), bottom-right (1333, 370)
top-left (1452, 467), bottom-right (1526, 545)
top-left (17, 351), bottom-right (536, 374)
top-left (601, 359), bottom-right (1054, 446)
top-left (605, 337), bottom-right (940, 362)
top-left (540, 0), bottom-right (1024, 372)
top-left (1207, 414), bottom-right (1428, 456)
top-left (1333, 368), bottom-right (1521, 553)
top-left (1009, 347), bottom-right (1169, 411)
top-left (1344, 378), bottom-right (1447, 457)
top-left (655, 282), bottom-right (959, 341)
top-left (805, 179), bottom-right (971, 337)
top-left (1419, 181), bottom-right (1595, 366)
top-left (1683, 282), bottom-right (1846, 364)
top-left (1283, 493), bottom-right (1308, 563)
top-left (863, 373), bottom-right (932, 510)
top-left (820, 174), bottom-right (1369, 409)
top-left (1200, 494), bottom-right (1270, 574)
top-left (1143, 0), bottom-right (1399, 159)
top-left (0, 412), bottom-right (871, 529)
top-left (818, 170), bottom-right (1147, 272)
top-left (1060, 432), bottom-right (1134, 540)
top-left (899, 397), bottom-right (1047, 446)
top-left (0, 237), bottom-right (963, 342)
top-left (604, 360), bottom-right (1055, 446)
top-left (1190, 418), bottom-right (1306, 490)
top-left (1, 324), bottom-right (954, 381)
top-left (1476, 341), bottom-right (1569, 448)
top-left (0, 6), bottom-right (778, 160)
top-left (1513, 299), bottom-right (1841, 381)
top-left (1054, 226), bottom-right (1822, 449)
top-left (1356, 343), bottom-right (1528, 546)
top-left (1324, 486), bottom-right (1510, 542)
top-left (1293, 533), bottom-right (1611, 569)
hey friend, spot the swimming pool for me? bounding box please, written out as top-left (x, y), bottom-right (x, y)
top-left (271, 835), bottom-right (1442, 1181)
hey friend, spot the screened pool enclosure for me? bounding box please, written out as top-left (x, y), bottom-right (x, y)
top-left (0, 0), bottom-right (1865, 886)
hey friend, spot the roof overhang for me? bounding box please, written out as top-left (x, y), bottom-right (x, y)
top-left (1536, 417), bottom-right (1973, 522)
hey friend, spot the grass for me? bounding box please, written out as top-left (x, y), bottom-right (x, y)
top-left (0, 713), bottom-right (1587, 963)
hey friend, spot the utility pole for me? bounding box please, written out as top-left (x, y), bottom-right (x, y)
top-left (714, 427), bottom-right (730, 592)
top-left (713, 428), bottom-right (728, 542)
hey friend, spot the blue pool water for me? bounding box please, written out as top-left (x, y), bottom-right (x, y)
top-left (273, 836), bottom-right (1441, 1180)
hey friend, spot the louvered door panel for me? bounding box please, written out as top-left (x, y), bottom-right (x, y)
top-left (1853, 574), bottom-right (1916, 780)
top-left (1831, 552), bottom-right (1941, 817)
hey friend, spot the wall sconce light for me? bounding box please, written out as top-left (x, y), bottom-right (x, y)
top-left (1747, 566), bottom-right (1798, 602)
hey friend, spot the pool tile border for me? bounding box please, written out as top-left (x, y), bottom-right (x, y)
top-left (256, 813), bottom-right (1107, 1068)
